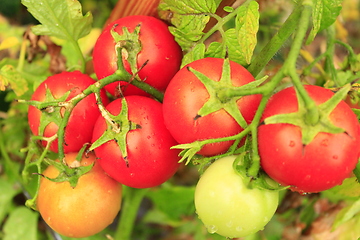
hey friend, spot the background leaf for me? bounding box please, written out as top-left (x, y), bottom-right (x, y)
top-left (3, 206), bottom-right (39, 240)
top-left (0, 179), bottom-right (21, 224)
top-left (146, 184), bottom-right (195, 221)
top-left (307, 0), bottom-right (342, 44)
top-left (225, 1), bottom-right (259, 66)
top-left (333, 198), bottom-right (360, 229)
top-left (21, 0), bottom-right (92, 41)
top-left (0, 65), bottom-right (28, 96)
top-left (159, 0), bottom-right (219, 50)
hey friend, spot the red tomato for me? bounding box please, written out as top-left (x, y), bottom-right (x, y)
top-left (162, 57), bottom-right (261, 156)
top-left (91, 96), bottom-right (181, 188)
top-left (92, 15), bottom-right (182, 97)
top-left (37, 152), bottom-right (122, 238)
top-left (27, 71), bottom-right (109, 153)
top-left (258, 85), bottom-right (360, 193)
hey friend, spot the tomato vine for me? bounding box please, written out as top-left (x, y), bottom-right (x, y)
top-left (1, 0), bottom-right (360, 239)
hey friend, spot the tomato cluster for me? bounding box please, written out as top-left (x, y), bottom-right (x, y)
top-left (27, 15), bottom-right (183, 237)
top-left (26, 14), bottom-right (360, 239)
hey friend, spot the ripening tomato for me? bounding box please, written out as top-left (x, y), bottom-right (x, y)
top-left (27, 71), bottom-right (109, 153)
top-left (91, 95), bottom-right (181, 188)
top-left (92, 15), bottom-right (182, 97)
top-left (37, 152), bottom-right (122, 238)
top-left (258, 85), bottom-right (360, 193)
top-left (163, 57), bottom-right (261, 156)
top-left (195, 155), bottom-right (279, 238)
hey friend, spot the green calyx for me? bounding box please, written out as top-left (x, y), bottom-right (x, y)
top-left (188, 58), bottom-right (264, 129)
top-left (111, 24), bottom-right (142, 77)
top-left (233, 152), bottom-right (286, 191)
top-left (89, 98), bottom-right (140, 166)
top-left (264, 84), bottom-right (351, 145)
top-left (26, 87), bottom-right (71, 136)
top-left (41, 147), bottom-right (93, 188)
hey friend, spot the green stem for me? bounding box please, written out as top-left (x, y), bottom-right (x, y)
top-left (247, 2), bottom-right (303, 77)
top-left (248, 2), bottom-right (314, 176)
top-left (323, 25), bottom-right (338, 85)
top-left (114, 187), bottom-right (148, 240)
top-left (190, 0), bottom-right (252, 49)
top-left (282, 3), bottom-right (319, 125)
top-left (69, 38), bottom-right (86, 73)
top-left (17, 37), bottom-right (27, 71)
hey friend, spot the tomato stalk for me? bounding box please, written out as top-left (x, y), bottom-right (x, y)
top-left (247, 2), bottom-right (303, 77)
top-left (22, 135), bottom-right (55, 209)
top-left (247, 1), bottom-right (315, 176)
top-left (192, 0), bottom-right (253, 49)
top-left (114, 187), bottom-right (148, 240)
top-left (281, 3), bottom-right (320, 126)
top-left (323, 26), bottom-right (338, 85)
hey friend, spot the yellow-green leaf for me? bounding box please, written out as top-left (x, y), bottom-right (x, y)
top-left (0, 65), bottom-right (28, 96)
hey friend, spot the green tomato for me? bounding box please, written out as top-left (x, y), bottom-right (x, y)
top-left (194, 155), bottom-right (279, 238)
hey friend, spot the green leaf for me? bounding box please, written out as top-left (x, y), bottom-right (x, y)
top-left (333, 198), bottom-right (360, 229)
top-left (205, 41), bottom-right (226, 59)
top-left (3, 206), bottom-right (39, 240)
top-left (307, 0), bottom-right (342, 44)
top-left (323, 177), bottom-right (360, 202)
top-left (21, 0), bottom-right (92, 41)
top-left (0, 65), bottom-right (29, 96)
top-left (159, 0), bottom-right (219, 50)
top-left (146, 183), bottom-right (195, 221)
top-left (224, 1), bottom-right (259, 66)
top-left (182, 43), bottom-right (206, 67)
top-left (0, 179), bottom-right (21, 224)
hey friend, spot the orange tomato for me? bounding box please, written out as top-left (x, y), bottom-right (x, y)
top-left (37, 152), bottom-right (122, 238)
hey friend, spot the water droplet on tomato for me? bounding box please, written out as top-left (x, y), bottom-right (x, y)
top-left (321, 139), bottom-right (329, 147)
top-left (333, 155), bottom-right (338, 160)
top-left (289, 141), bottom-right (295, 147)
top-left (147, 135), bottom-right (151, 139)
top-left (209, 190), bottom-right (215, 197)
top-left (226, 221), bottom-right (233, 227)
top-left (236, 226), bottom-right (243, 232)
top-left (206, 225), bottom-right (218, 234)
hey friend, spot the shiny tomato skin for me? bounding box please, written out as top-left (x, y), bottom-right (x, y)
top-left (27, 71), bottom-right (109, 153)
top-left (258, 85), bottom-right (360, 193)
top-left (163, 57), bottom-right (261, 156)
top-left (91, 96), bottom-right (181, 188)
top-left (37, 152), bottom-right (122, 238)
top-left (92, 15), bottom-right (182, 97)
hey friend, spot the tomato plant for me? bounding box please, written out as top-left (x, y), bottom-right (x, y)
top-left (2, 0), bottom-right (360, 240)
top-left (195, 155), bottom-right (279, 238)
top-left (163, 57), bottom-right (261, 156)
top-left (27, 71), bottom-right (109, 153)
top-left (258, 85), bottom-right (360, 193)
top-left (37, 152), bottom-right (122, 238)
top-left (91, 95), bottom-right (181, 188)
top-left (92, 15), bottom-right (182, 97)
